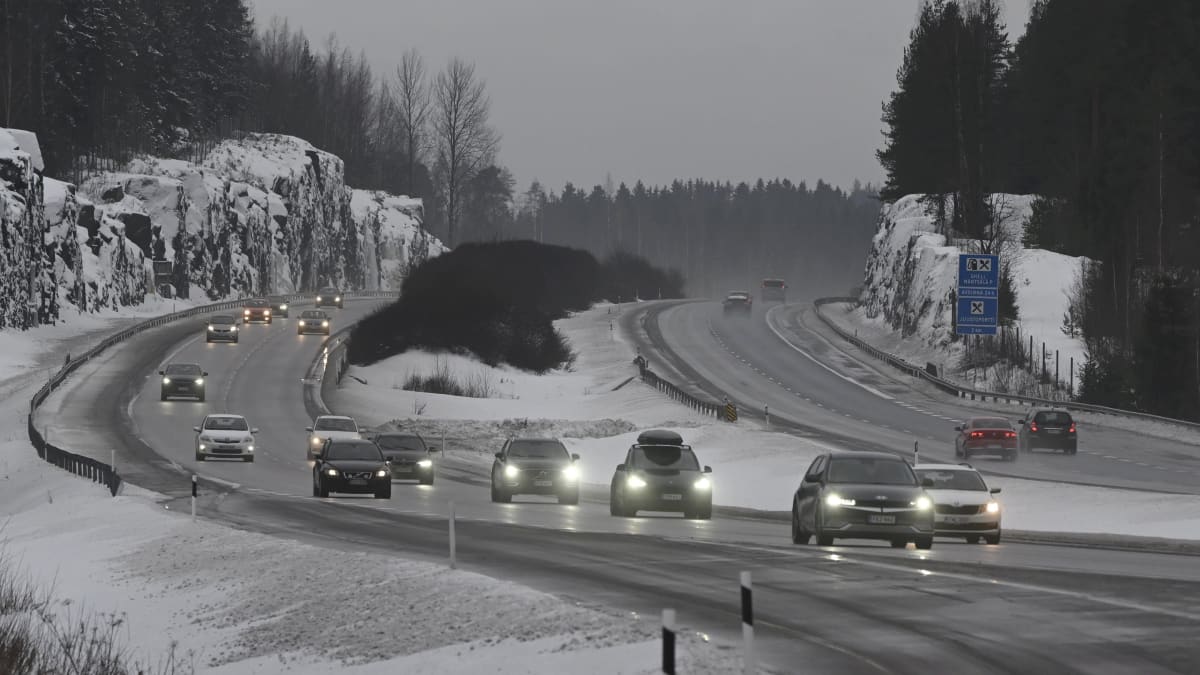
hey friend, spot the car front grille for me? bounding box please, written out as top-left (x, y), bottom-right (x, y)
top-left (344, 471), bottom-right (372, 480)
top-left (854, 499), bottom-right (913, 509)
top-left (935, 504), bottom-right (983, 515)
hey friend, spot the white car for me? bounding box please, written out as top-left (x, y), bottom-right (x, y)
top-left (306, 415), bottom-right (361, 460)
top-left (912, 463), bottom-right (1001, 544)
top-left (194, 414), bottom-right (258, 462)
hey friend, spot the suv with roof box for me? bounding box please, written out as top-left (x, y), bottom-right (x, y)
top-left (609, 430), bottom-right (712, 519)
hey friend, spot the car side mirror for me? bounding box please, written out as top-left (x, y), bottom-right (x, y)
top-left (385, 459), bottom-right (392, 465)
top-left (305, 426), bottom-right (313, 432)
top-left (571, 453), bottom-right (580, 461)
top-left (921, 478), bottom-right (935, 488)
top-left (615, 463), bottom-right (626, 472)
top-left (192, 426), bottom-right (200, 433)
top-left (990, 487), bottom-right (1002, 494)
top-left (251, 428), bottom-right (259, 434)
top-left (158, 370), bottom-right (165, 375)
top-left (494, 452), bottom-right (504, 460)
top-left (202, 371), bottom-right (209, 377)
top-left (1018, 420), bottom-right (1026, 425)
top-left (954, 425), bottom-right (963, 431)
top-left (703, 465), bottom-right (712, 473)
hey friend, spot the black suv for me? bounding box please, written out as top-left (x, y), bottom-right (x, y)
top-left (242, 298), bottom-right (272, 324)
top-left (1018, 408), bottom-right (1077, 454)
top-left (365, 430), bottom-right (438, 484)
top-left (609, 430), bottom-right (713, 519)
top-left (312, 439), bottom-right (391, 499)
top-left (315, 287), bottom-right (343, 309)
top-left (296, 310), bottom-right (330, 335)
top-left (206, 314), bottom-right (239, 343)
top-left (490, 437), bottom-right (581, 504)
top-left (268, 295), bottom-right (290, 318)
top-left (792, 451), bottom-right (936, 549)
top-left (159, 362), bottom-right (207, 401)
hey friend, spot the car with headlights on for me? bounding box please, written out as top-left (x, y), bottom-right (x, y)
top-left (490, 437), bottom-right (581, 504)
top-left (206, 314), bottom-right (239, 343)
top-left (306, 415), bottom-right (360, 460)
top-left (159, 362), bottom-right (207, 401)
top-left (1018, 408), bottom-right (1077, 454)
top-left (267, 295), bottom-right (290, 318)
top-left (609, 429), bottom-right (712, 519)
top-left (792, 451), bottom-right (935, 549)
top-left (242, 298), bottom-right (272, 324)
top-left (954, 416), bottom-right (1018, 461)
top-left (365, 430), bottom-right (438, 484)
top-left (315, 286), bottom-right (343, 309)
top-left (312, 439), bottom-right (391, 499)
top-left (913, 463), bottom-right (1002, 544)
top-left (296, 310), bottom-right (331, 335)
top-left (722, 291), bottom-right (752, 317)
top-left (194, 414), bottom-right (257, 462)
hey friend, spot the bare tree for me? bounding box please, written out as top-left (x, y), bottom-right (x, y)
top-left (395, 49), bottom-right (432, 196)
top-left (432, 57), bottom-right (499, 247)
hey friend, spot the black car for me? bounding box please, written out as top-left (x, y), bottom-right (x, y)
top-left (206, 314), bottom-right (239, 343)
top-left (296, 310), bottom-right (331, 335)
top-left (1018, 408), bottom-right (1077, 454)
top-left (367, 431), bottom-right (438, 484)
top-left (761, 278), bottom-right (787, 303)
top-left (609, 430), bottom-right (712, 519)
top-left (312, 439), bottom-right (391, 499)
top-left (315, 287), bottom-right (343, 309)
top-left (268, 295), bottom-right (290, 318)
top-left (159, 362), bottom-right (207, 401)
top-left (242, 298), bottom-right (272, 324)
top-left (722, 292), bottom-right (752, 317)
top-left (490, 437), bottom-right (581, 505)
top-left (792, 451), bottom-right (936, 549)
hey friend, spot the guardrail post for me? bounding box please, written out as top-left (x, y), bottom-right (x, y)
top-left (662, 608), bottom-right (676, 674)
top-left (913, 441), bottom-right (919, 466)
top-left (449, 500), bottom-right (457, 569)
top-left (191, 475), bottom-right (197, 520)
top-left (741, 571), bottom-right (755, 675)
top-left (764, 405), bottom-right (769, 424)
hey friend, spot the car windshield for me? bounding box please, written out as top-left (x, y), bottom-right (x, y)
top-left (375, 434), bottom-right (426, 452)
top-left (827, 457), bottom-right (915, 485)
top-left (763, 280), bottom-right (784, 287)
top-left (1035, 411), bottom-right (1072, 425)
top-left (315, 418), bottom-right (357, 432)
top-left (204, 416), bottom-right (249, 431)
top-left (211, 314), bottom-right (235, 324)
top-left (508, 440), bottom-right (569, 459)
top-left (326, 443), bottom-right (382, 461)
top-left (915, 469), bottom-right (987, 491)
top-left (301, 311), bottom-right (325, 319)
top-left (164, 364), bottom-right (201, 376)
top-left (630, 446), bottom-right (701, 471)
top-left (971, 418), bottom-right (1012, 429)
top-left (320, 288), bottom-right (339, 294)
top-left (245, 300), bottom-right (268, 307)
top-left (269, 297), bottom-right (286, 303)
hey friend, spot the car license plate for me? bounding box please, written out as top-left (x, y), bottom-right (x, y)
top-left (868, 514), bottom-right (896, 525)
top-left (1048, 429), bottom-right (1062, 434)
top-left (395, 467), bottom-right (412, 474)
top-left (945, 516), bottom-right (966, 524)
top-left (219, 445), bottom-right (237, 450)
top-left (534, 480), bottom-right (553, 487)
top-left (349, 479), bottom-right (367, 486)
top-left (662, 494), bottom-right (683, 501)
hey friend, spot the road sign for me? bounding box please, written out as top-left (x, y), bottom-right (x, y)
top-left (956, 297), bottom-right (997, 335)
top-left (957, 254), bottom-right (999, 299)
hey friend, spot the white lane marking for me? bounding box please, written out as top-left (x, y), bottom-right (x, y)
top-left (197, 474), bottom-right (242, 490)
top-left (763, 305), bottom-right (895, 401)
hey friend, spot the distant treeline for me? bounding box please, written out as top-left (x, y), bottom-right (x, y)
top-left (879, 0), bottom-right (1200, 419)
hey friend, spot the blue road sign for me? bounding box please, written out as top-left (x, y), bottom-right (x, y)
top-left (956, 297), bottom-right (998, 335)
top-left (958, 254), bottom-right (999, 298)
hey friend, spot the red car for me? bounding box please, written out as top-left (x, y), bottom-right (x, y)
top-left (954, 417), bottom-right (1017, 461)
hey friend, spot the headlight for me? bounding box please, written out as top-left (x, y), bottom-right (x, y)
top-left (316, 297), bottom-right (322, 302)
top-left (194, 378), bottom-right (203, 385)
top-left (334, 296), bottom-right (341, 302)
top-left (299, 321), bottom-right (306, 326)
top-left (825, 494), bottom-right (855, 507)
top-left (243, 309), bottom-right (250, 315)
top-left (231, 325), bottom-right (238, 331)
top-left (693, 477), bottom-right (711, 490)
top-left (322, 321), bottom-right (329, 327)
top-left (198, 443), bottom-right (206, 450)
top-left (207, 324), bottom-right (214, 330)
top-left (264, 309), bottom-right (271, 315)
top-left (915, 496), bottom-right (932, 510)
top-left (247, 445), bottom-right (254, 452)
top-left (562, 464), bottom-right (580, 481)
top-left (626, 475), bottom-right (647, 489)
top-left (985, 501), bottom-right (1000, 514)
top-left (375, 469), bottom-right (388, 478)
top-left (280, 304), bottom-right (287, 310)
top-left (504, 464), bottom-right (520, 478)
top-left (311, 437), bottom-right (322, 445)
top-left (325, 468), bottom-right (339, 477)
top-left (162, 377), bottom-right (171, 385)
top-left (417, 459), bottom-right (433, 468)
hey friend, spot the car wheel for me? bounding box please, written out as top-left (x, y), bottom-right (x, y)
top-left (1005, 450), bottom-right (1016, 462)
top-left (195, 451), bottom-right (204, 462)
top-left (493, 483), bottom-right (511, 504)
top-left (954, 442), bottom-right (962, 457)
top-left (312, 478), bottom-right (319, 497)
top-left (985, 532), bottom-right (1001, 545)
top-left (915, 536), bottom-right (934, 550)
top-left (890, 539), bottom-right (907, 549)
top-left (791, 508), bottom-right (810, 544)
top-left (966, 535), bottom-right (981, 544)
top-left (419, 475), bottom-right (434, 486)
top-left (558, 490), bottom-right (579, 506)
top-left (609, 488), bottom-right (620, 516)
top-left (1068, 447), bottom-right (1078, 455)
top-left (232, 338), bottom-right (239, 343)
top-left (317, 477), bottom-right (329, 498)
top-left (160, 393), bottom-right (168, 401)
top-left (816, 532), bottom-right (834, 546)
top-left (963, 448), bottom-right (972, 460)
top-left (205, 337), bottom-right (211, 343)
top-left (243, 455), bottom-right (253, 463)
top-left (374, 486), bottom-right (391, 499)
top-left (697, 503), bottom-right (712, 520)
top-left (198, 393), bottom-right (206, 402)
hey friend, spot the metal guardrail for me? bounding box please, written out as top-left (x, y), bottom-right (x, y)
top-left (304, 296), bottom-right (398, 420)
top-left (811, 297), bottom-right (1200, 431)
top-left (29, 291), bottom-right (400, 495)
top-left (636, 361), bottom-right (726, 420)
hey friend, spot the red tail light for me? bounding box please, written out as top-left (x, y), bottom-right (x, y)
top-left (1030, 422), bottom-right (1039, 432)
top-left (1068, 422), bottom-right (1076, 433)
top-left (970, 431), bottom-right (983, 438)
top-left (1005, 431), bottom-right (1015, 438)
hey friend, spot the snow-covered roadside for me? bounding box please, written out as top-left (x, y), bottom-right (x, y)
top-left (336, 303), bottom-right (1200, 541)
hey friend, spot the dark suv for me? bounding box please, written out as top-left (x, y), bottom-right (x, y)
top-left (792, 451), bottom-right (936, 549)
top-left (609, 430), bottom-right (713, 519)
top-left (490, 437), bottom-right (581, 505)
top-left (1018, 408), bottom-right (1077, 454)
top-left (159, 362), bottom-right (207, 401)
top-left (242, 298), bottom-right (272, 324)
top-left (312, 439), bottom-right (391, 499)
top-left (315, 287), bottom-right (343, 309)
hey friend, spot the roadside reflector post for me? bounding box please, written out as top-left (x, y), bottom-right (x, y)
top-left (190, 475), bottom-right (197, 520)
top-left (662, 608), bottom-right (676, 674)
top-left (111, 449), bottom-right (115, 473)
top-left (764, 405), bottom-right (769, 424)
top-left (741, 571), bottom-right (755, 674)
top-left (449, 501), bottom-right (457, 569)
top-left (913, 441), bottom-right (919, 466)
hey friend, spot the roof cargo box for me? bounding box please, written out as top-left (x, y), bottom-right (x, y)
top-left (637, 429), bottom-right (683, 445)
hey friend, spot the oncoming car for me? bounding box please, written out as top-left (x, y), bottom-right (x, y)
top-left (954, 417), bottom-right (1018, 461)
top-left (193, 414), bottom-right (258, 462)
top-left (206, 314), bottom-right (239, 343)
top-left (609, 430), bottom-right (712, 519)
top-left (490, 437), bottom-right (580, 505)
top-left (722, 292), bottom-right (752, 317)
top-left (268, 295), bottom-right (290, 318)
top-left (306, 415), bottom-right (360, 460)
top-left (242, 298), bottom-right (272, 324)
top-left (312, 439), bottom-right (391, 499)
top-left (365, 430), bottom-right (438, 484)
top-left (296, 310), bottom-right (331, 335)
top-left (159, 362), bottom-right (207, 401)
top-left (791, 451), bottom-right (935, 549)
top-left (913, 463), bottom-right (1002, 544)
top-left (315, 287), bottom-right (343, 309)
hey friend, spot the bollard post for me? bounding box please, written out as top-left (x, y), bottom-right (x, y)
top-left (191, 475), bottom-right (197, 520)
top-left (449, 501), bottom-right (457, 569)
top-left (662, 608), bottom-right (676, 674)
top-left (913, 440), bottom-right (919, 466)
top-left (741, 571), bottom-right (755, 675)
top-left (111, 449), bottom-right (116, 474)
top-left (764, 405), bottom-right (769, 424)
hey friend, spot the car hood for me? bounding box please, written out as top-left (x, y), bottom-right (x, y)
top-left (313, 430), bottom-right (360, 439)
top-left (826, 484), bottom-right (923, 500)
top-left (201, 432), bottom-right (251, 442)
top-left (622, 468), bottom-right (703, 482)
top-left (925, 489), bottom-right (992, 505)
top-left (510, 460), bottom-right (570, 472)
top-left (384, 451), bottom-right (430, 462)
top-left (325, 460), bottom-right (385, 471)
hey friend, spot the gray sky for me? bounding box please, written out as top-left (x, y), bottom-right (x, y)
top-left (250, 0), bottom-right (1031, 194)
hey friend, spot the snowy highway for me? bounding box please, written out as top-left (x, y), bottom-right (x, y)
top-left (30, 297), bottom-right (1200, 672)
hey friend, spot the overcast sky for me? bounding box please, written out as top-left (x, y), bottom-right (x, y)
top-left (250, 0), bottom-right (1031, 194)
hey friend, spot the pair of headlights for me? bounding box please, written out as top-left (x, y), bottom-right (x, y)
top-left (208, 325), bottom-right (238, 331)
top-left (324, 468), bottom-right (388, 478)
top-left (164, 378), bottom-right (203, 385)
top-left (298, 321), bottom-right (330, 327)
top-left (626, 475), bottom-right (711, 490)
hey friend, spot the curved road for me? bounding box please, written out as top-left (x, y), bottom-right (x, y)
top-left (40, 297), bottom-right (1200, 673)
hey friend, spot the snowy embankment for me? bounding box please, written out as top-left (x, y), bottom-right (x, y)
top-left (855, 194), bottom-right (1087, 393)
top-left (334, 303), bottom-right (1200, 541)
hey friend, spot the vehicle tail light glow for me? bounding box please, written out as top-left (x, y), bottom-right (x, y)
top-left (1068, 422), bottom-right (1076, 433)
top-left (970, 431), bottom-right (983, 438)
top-left (1030, 422), bottom-right (1039, 432)
top-left (1005, 431), bottom-right (1015, 438)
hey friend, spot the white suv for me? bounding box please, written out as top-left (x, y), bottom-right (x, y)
top-left (306, 415), bottom-right (361, 460)
top-left (912, 463), bottom-right (1002, 544)
top-left (195, 414), bottom-right (258, 462)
